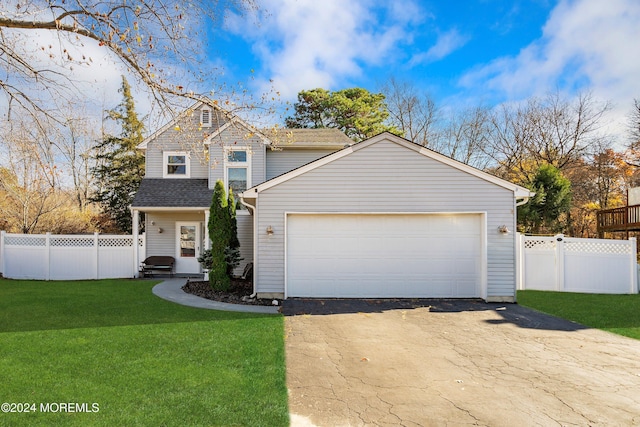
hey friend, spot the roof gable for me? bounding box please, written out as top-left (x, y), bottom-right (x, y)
top-left (137, 100), bottom-right (260, 149)
top-left (242, 132), bottom-right (533, 199)
top-left (203, 116), bottom-right (270, 146)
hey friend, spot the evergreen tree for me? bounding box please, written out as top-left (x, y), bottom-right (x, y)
top-left (92, 76), bottom-right (145, 233)
top-left (225, 188), bottom-right (242, 276)
top-left (285, 88), bottom-right (402, 142)
top-left (200, 182), bottom-right (243, 290)
top-left (207, 180), bottom-right (231, 291)
top-left (518, 164), bottom-right (572, 234)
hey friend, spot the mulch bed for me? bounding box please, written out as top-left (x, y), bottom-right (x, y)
top-left (182, 279), bottom-right (276, 306)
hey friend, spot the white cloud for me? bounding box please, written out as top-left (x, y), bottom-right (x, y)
top-left (226, 0), bottom-right (423, 99)
top-left (0, 28), bottom-right (154, 122)
top-left (458, 0), bottom-right (640, 138)
top-left (410, 28), bottom-right (468, 65)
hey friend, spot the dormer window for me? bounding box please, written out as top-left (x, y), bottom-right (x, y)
top-left (201, 107), bottom-right (212, 128)
top-left (163, 151), bottom-right (190, 178)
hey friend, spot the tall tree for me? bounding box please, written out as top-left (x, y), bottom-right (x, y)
top-left (439, 105), bottom-right (493, 169)
top-left (380, 78), bottom-right (438, 147)
top-left (92, 76), bottom-right (145, 233)
top-left (626, 99), bottom-right (640, 167)
top-left (0, 119), bottom-right (62, 233)
top-left (490, 92), bottom-right (610, 182)
top-left (0, 0), bottom-right (257, 122)
top-left (206, 180), bottom-right (231, 291)
top-left (285, 88), bottom-right (401, 141)
top-left (518, 164), bottom-right (572, 234)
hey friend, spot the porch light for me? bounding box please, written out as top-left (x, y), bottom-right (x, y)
top-left (158, 227), bottom-right (164, 234)
top-left (498, 225), bottom-right (510, 234)
top-left (266, 225), bottom-right (274, 235)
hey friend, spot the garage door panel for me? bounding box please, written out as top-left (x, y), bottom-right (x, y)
top-left (287, 214), bottom-right (482, 298)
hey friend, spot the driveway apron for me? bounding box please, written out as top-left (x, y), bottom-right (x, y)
top-left (283, 300), bottom-right (640, 426)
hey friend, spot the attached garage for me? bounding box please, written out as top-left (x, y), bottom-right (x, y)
top-left (286, 213), bottom-right (485, 298)
top-left (240, 133), bottom-right (533, 302)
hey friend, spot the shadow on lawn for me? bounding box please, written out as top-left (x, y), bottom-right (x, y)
top-left (281, 298), bottom-right (588, 332)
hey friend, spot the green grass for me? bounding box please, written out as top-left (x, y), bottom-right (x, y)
top-left (0, 279), bottom-right (288, 426)
top-left (518, 290), bottom-right (640, 340)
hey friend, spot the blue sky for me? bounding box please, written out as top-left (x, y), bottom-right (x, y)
top-left (204, 0), bottom-right (640, 137)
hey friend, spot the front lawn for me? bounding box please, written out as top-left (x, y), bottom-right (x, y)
top-left (0, 279), bottom-right (288, 426)
top-left (518, 290), bottom-right (640, 340)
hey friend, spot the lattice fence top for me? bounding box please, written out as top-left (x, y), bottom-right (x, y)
top-left (99, 237), bottom-right (133, 247)
top-left (523, 239), bottom-right (556, 251)
top-left (3, 234), bottom-right (141, 248)
top-left (565, 240), bottom-right (632, 255)
top-left (50, 237), bottom-right (94, 247)
top-left (5, 236), bottom-right (46, 246)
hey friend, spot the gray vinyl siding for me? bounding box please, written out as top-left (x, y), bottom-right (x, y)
top-left (254, 139), bottom-right (517, 299)
top-left (207, 125), bottom-right (266, 189)
top-left (145, 211), bottom-right (253, 276)
top-left (144, 104), bottom-right (226, 179)
top-left (144, 212), bottom-right (205, 258)
top-left (266, 149), bottom-right (338, 180)
top-left (236, 213), bottom-right (253, 275)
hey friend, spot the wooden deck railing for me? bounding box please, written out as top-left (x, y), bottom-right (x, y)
top-left (597, 204), bottom-right (640, 233)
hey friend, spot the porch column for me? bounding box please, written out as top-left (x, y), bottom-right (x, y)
top-left (204, 209), bottom-right (210, 250)
top-left (132, 209), bottom-right (140, 278)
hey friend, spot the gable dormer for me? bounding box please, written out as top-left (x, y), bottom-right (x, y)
top-left (137, 101), bottom-right (230, 179)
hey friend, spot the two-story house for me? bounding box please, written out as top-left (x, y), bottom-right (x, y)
top-left (132, 101), bottom-right (533, 302)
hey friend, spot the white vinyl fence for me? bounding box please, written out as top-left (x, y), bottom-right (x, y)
top-left (0, 232), bottom-right (145, 280)
top-left (517, 234), bottom-right (638, 294)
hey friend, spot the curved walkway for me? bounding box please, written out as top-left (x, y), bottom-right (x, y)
top-left (152, 278), bottom-right (279, 314)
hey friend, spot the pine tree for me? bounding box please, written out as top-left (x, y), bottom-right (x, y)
top-left (92, 76), bottom-right (145, 233)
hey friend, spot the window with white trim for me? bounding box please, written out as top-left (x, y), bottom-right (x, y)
top-left (163, 151), bottom-right (190, 178)
top-left (201, 107), bottom-right (212, 128)
top-left (224, 147), bottom-right (251, 209)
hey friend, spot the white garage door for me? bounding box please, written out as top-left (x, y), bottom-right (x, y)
top-left (286, 214), bottom-right (483, 298)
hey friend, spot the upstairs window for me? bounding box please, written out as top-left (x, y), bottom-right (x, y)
top-left (163, 151), bottom-right (190, 178)
top-left (224, 148), bottom-right (251, 209)
top-left (201, 107), bottom-right (212, 128)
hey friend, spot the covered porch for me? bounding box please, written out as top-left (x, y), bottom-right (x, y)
top-left (131, 208), bottom-right (211, 277)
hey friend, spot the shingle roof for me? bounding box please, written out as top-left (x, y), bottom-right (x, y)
top-left (132, 179), bottom-right (213, 208)
top-left (264, 128), bottom-right (353, 148)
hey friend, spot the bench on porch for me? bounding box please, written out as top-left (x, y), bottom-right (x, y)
top-left (140, 256), bottom-right (175, 278)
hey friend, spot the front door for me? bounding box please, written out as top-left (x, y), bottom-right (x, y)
top-left (175, 222), bottom-right (201, 274)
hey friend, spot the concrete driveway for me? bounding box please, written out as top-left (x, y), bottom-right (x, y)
top-left (283, 299), bottom-right (640, 426)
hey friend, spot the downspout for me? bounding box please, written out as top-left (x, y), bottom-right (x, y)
top-left (239, 195), bottom-right (258, 298)
top-left (515, 197), bottom-right (530, 207)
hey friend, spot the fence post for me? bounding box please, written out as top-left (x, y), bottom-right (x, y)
top-left (45, 232), bottom-right (51, 281)
top-left (0, 230), bottom-right (4, 276)
top-left (94, 232), bottom-right (100, 280)
top-left (555, 234), bottom-right (565, 291)
top-left (515, 233), bottom-right (523, 290)
top-left (630, 237), bottom-right (638, 293)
